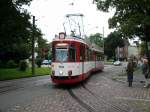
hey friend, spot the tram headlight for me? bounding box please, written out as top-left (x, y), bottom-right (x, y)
top-left (59, 71), bottom-right (63, 75)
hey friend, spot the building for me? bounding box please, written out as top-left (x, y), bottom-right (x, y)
top-left (128, 45), bottom-right (139, 58)
top-left (115, 38), bottom-right (129, 60)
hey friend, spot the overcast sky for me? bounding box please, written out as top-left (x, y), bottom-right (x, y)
top-left (26, 0), bottom-right (114, 42)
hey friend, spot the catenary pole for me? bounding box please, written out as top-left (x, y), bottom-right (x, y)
top-left (32, 16), bottom-right (35, 76)
top-left (102, 27), bottom-right (104, 52)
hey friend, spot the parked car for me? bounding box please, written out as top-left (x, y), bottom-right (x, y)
top-left (42, 60), bottom-right (51, 65)
top-left (113, 60), bottom-right (121, 66)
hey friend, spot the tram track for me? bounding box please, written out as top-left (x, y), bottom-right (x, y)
top-left (67, 70), bottom-right (130, 112)
top-left (67, 88), bottom-right (98, 112)
top-left (67, 84), bottom-right (129, 112)
top-left (81, 83), bottom-right (129, 112)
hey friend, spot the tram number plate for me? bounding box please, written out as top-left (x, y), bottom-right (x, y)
top-left (59, 65), bottom-right (64, 68)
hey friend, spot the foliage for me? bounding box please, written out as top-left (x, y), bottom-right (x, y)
top-left (88, 33), bottom-right (104, 47)
top-left (0, 0), bottom-right (43, 63)
top-left (0, 61), bottom-right (5, 68)
top-left (94, 0), bottom-right (150, 41)
top-left (36, 36), bottom-right (50, 59)
top-left (36, 57), bottom-right (42, 68)
top-left (0, 60), bottom-right (18, 68)
top-left (19, 60), bottom-right (28, 71)
top-left (140, 41), bottom-right (147, 56)
top-left (12, 0), bottom-right (32, 6)
top-left (7, 60), bottom-right (18, 68)
top-left (104, 31), bottom-right (125, 59)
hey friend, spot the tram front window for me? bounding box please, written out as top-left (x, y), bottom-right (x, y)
top-left (55, 48), bottom-right (68, 62)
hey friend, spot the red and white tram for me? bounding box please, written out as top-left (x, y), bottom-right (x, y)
top-left (51, 32), bottom-right (104, 84)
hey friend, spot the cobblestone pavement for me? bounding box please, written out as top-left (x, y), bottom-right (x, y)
top-left (0, 65), bottom-right (150, 112)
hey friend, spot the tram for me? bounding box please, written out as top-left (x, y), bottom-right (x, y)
top-left (51, 14), bottom-right (104, 84)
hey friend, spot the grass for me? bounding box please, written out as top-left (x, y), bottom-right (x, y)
top-left (104, 61), bottom-right (113, 65)
top-left (0, 67), bottom-right (51, 81)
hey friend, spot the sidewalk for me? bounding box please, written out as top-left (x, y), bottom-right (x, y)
top-left (113, 69), bottom-right (146, 85)
top-left (111, 68), bottom-right (150, 112)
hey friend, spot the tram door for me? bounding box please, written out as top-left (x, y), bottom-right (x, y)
top-left (80, 44), bottom-right (85, 79)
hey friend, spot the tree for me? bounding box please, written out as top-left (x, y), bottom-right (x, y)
top-left (140, 41), bottom-right (147, 56)
top-left (0, 0), bottom-right (43, 63)
top-left (104, 31), bottom-right (124, 59)
top-left (88, 33), bottom-right (104, 47)
top-left (94, 0), bottom-right (150, 41)
top-left (94, 0), bottom-right (150, 64)
top-left (36, 36), bottom-right (50, 59)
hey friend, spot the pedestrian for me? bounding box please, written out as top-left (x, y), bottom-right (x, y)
top-left (126, 58), bottom-right (134, 87)
top-left (142, 59), bottom-right (150, 88)
top-left (138, 58), bottom-right (143, 70)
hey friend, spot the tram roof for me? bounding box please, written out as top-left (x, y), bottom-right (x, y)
top-left (53, 34), bottom-right (87, 44)
top-left (53, 34), bottom-right (104, 53)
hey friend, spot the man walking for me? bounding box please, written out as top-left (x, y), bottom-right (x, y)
top-left (126, 58), bottom-right (134, 87)
top-left (142, 59), bottom-right (150, 88)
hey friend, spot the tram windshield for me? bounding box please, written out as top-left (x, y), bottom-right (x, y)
top-left (55, 48), bottom-right (68, 62)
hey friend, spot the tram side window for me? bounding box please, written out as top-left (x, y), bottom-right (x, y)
top-left (96, 55), bottom-right (98, 61)
top-left (96, 53), bottom-right (104, 61)
top-left (90, 50), bottom-right (93, 61)
top-left (98, 54), bottom-right (101, 61)
top-left (96, 53), bottom-right (101, 61)
top-left (102, 53), bottom-right (104, 61)
top-left (95, 53), bottom-right (97, 61)
top-left (80, 44), bottom-right (85, 61)
top-left (99, 53), bottom-right (104, 61)
top-left (69, 45), bottom-right (76, 62)
top-left (85, 48), bottom-right (88, 61)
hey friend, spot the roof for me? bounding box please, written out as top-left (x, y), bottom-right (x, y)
top-left (53, 35), bottom-right (103, 53)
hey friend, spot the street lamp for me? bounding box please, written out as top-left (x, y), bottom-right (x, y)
top-left (32, 16), bottom-right (35, 76)
top-left (102, 27), bottom-right (104, 52)
top-left (31, 16), bottom-right (45, 76)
